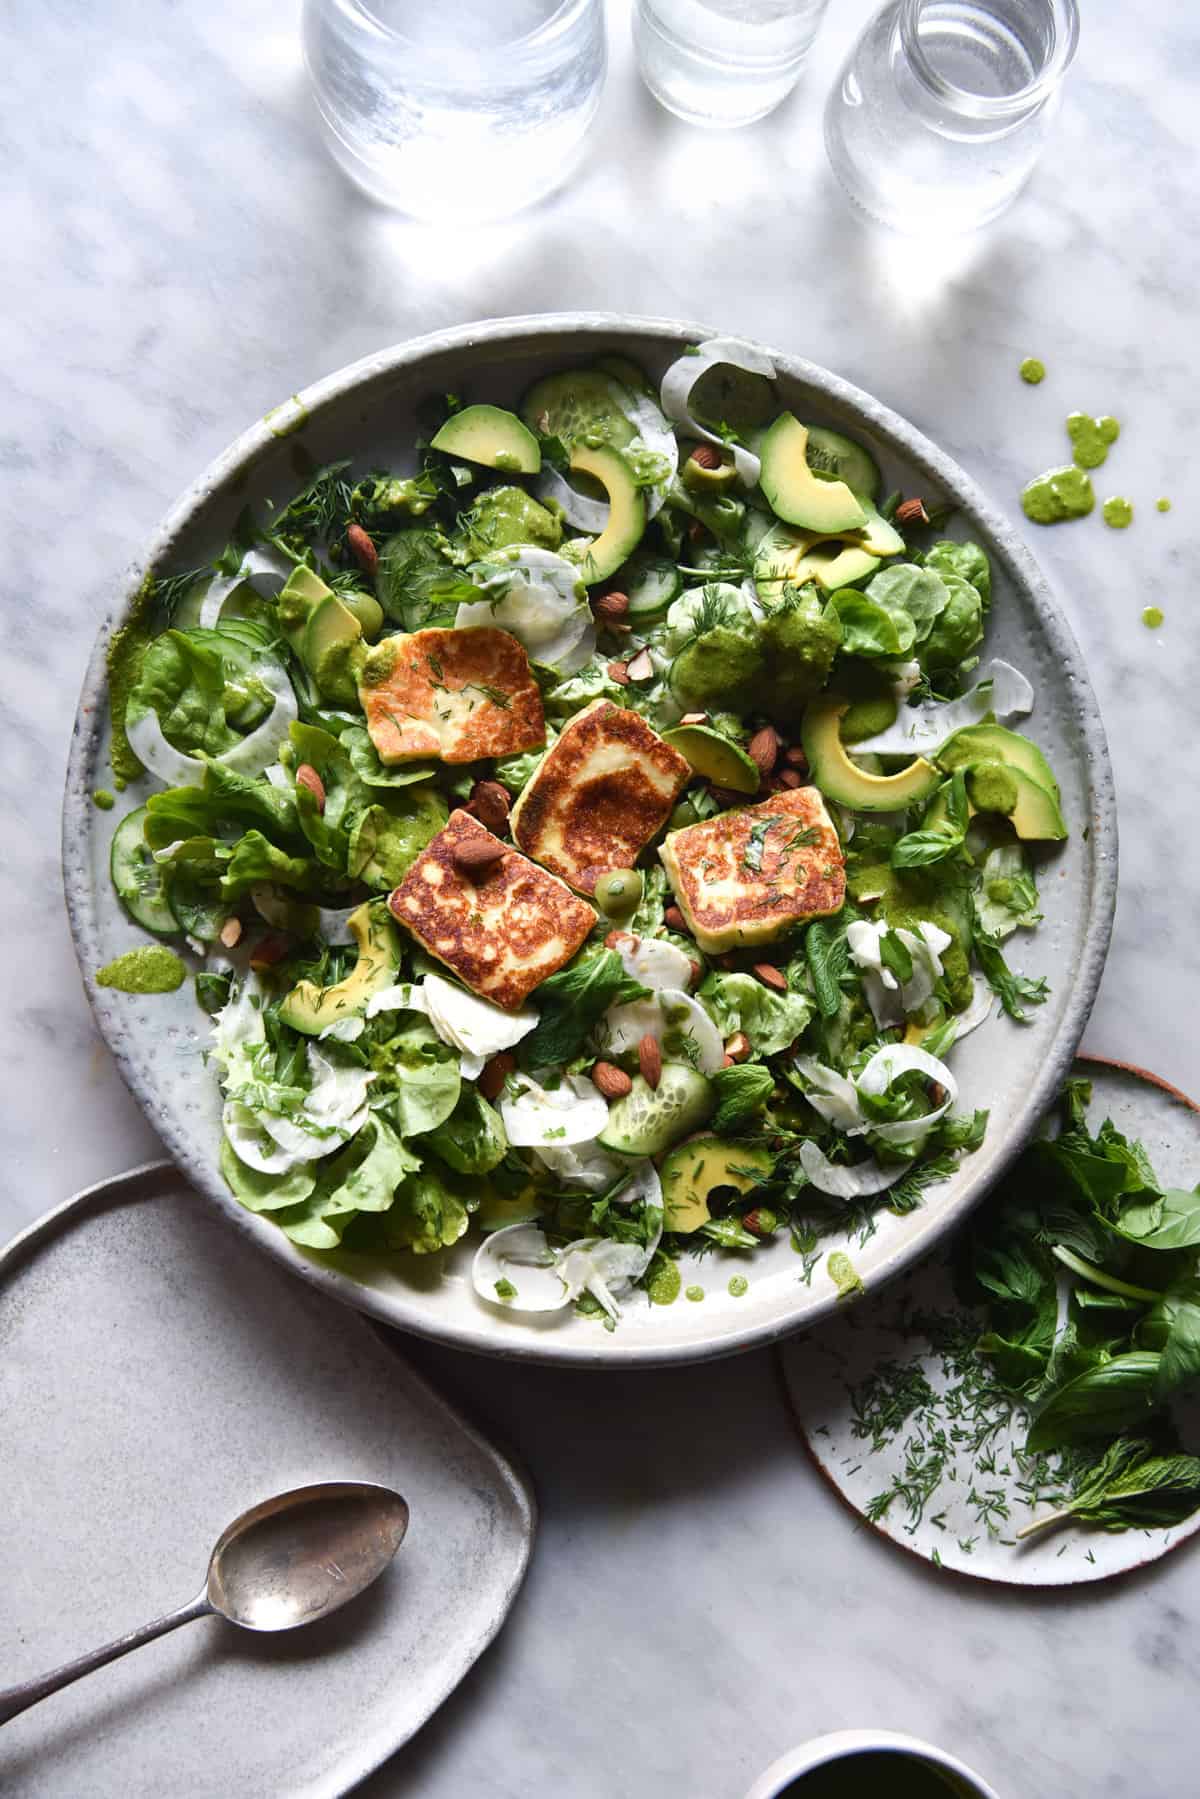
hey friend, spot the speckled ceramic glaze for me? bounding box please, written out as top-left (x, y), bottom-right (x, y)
top-left (0, 1163), bottom-right (535, 1796)
top-left (61, 316), bottom-right (1117, 1367)
top-left (779, 1059), bottom-right (1200, 1588)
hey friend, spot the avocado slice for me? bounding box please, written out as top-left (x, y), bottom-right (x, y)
top-left (803, 696), bottom-right (940, 812)
top-left (1005, 767), bottom-right (1068, 841)
top-left (662, 724), bottom-right (760, 794)
top-left (788, 542), bottom-right (882, 592)
top-left (660, 1135), bottom-right (774, 1234)
top-left (304, 595), bottom-right (366, 707)
top-left (759, 414), bottom-right (867, 535)
top-left (927, 761), bottom-right (1067, 843)
top-left (937, 724), bottom-right (1061, 800)
top-left (279, 902), bottom-right (400, 1036)
top-left (430, 403), bottom-right (541, 475)
top-left (804, 426), bottom-right (882, 503)
top-left (846, 502), bottom-right (905, 558)
top-left (568, 443), bottom-right (647, 583)
top-left (278, 564), bottom-right (337, 656)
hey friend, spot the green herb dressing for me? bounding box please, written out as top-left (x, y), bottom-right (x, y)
top-left (1102, 496), bottom-right (1134, 529)
top-left (1156, 497), bottom-right (1171, 513)
top-left (685, 1283), bottom-right (705, 1303)
top-left (1019, 357), bottom-right (1045, 384)
top-left (1142, 606), bottom-right (1164, 630)
top-left (1021, 464), bottom-right (1095, 525)
top-left (647, 1258), bottom-right (682, 1306)
top-left (1066, 412), bottom-right (1120, 470)
top-left (92, 789), bottom-right (115, 810)
top-left (728, 1274), bottom-right (749, 1297)
top-left (96, 946), bottom-right (188, 994)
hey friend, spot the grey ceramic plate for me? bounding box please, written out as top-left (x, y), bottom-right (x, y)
top-left (778, 1059), bottom-right (1200, 1587)
top-left (0, 1163), bottom-right (534, 1797)
top-left (61, 315), bottom-right (1116, 1366)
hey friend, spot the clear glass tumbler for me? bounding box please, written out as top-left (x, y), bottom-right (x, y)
top-left (633, 0), bottom-right (832, 129)
top-left (302, 0), bottom-right (607, 222)
top-left (824, 0), bottom-right (1080, 235)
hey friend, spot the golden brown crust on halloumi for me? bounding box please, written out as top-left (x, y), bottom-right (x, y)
top-left (510, 700), bottom-right (691, 895)
top-left (388, 810), bottom-right (595, 1010)
top-left (658, 787), bottom-right (845, 954)
top-left (359, 627), bottom-right (544, 765)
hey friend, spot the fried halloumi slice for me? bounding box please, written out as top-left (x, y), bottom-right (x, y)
top-left (388, 810), bottom-right (595, 1010)
top-left (510, 699), bottom-right (691, 896)
top-left (658, 787), bottom-right (845, 954)
top-left (359, 627), bottom-right (545, 765)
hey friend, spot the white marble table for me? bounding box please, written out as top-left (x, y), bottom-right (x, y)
top-left (5, 0), bottom-right (1198, 1793)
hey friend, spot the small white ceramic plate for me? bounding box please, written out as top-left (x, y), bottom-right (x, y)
top-left (0, 1165), bottom-right (535, 1797)
top-left (778, 1059), bottom-right (1200, 1587)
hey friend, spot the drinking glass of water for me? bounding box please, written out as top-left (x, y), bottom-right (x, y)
top-left (824, 0), bottom-right (1080, 234)
top-left (302, 0), bottom-right (607, 222)
top-left (633, 0), bottom-right (832, 129)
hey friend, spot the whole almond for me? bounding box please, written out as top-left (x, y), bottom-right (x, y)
top-left (249, 932), bottom-right (291, 970)
top-left (689, 443), bottom-right (723, 470)
top-left (724, 1031), bottom-right (752, 1063)
top-left (593, 590), bottom-right (630, 625)
top-left (748, 725), bottom-right (781, 779)
top-left (625, 647), bottom-right (654, 682)
top-left (774, 768), bottom-right (803, 790)
top-left (467, 779), bottom-right (511, 835)
top-left (295, 762), bottom-right (326, 813)
top-left (679, 711), bottom-right (709, 726)
top-left (664, 904), bottom-right (689, 933)
top-left (478, 1052), bottom-right (515, 1101)
top-left (752, 962), bottom-right (788, 992)
top-left (592, 1061), bottom-right (633, 1100)
top-left (219, 917), bottom-right (243, 949)
top-left (452, 837), bottom-right (506, 879)
top-left (607, 660), bottom-right (631, 687)
top-left (895, 496), bottom-right (931, 527)
top-left (346, 521), bottom-right (379, 576)
top-left (638, 1034), bottom-right (663, 1090)
top-left (688, 959), bottom-right (703, 987)
top-left (783, 745), bottom-right (809, 769)
top-left (721, 1053), bottom-right (736, 1068)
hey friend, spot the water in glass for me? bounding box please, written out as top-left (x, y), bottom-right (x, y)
top-left (824, 0), bottom-right (1080, 234)
top-left (303, 0), bottom-right (607, 221)
top-left (633, 0), bottom-right (831, 129)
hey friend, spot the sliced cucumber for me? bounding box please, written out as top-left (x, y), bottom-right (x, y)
top-left (111, 807), bottom-right (178, 936)
top-left (662, 725), bottom-right (759, 794)
top-left (805, 426), bottom-right (882, 502)
top-left (594, 354), bottom-right (654, 396)
top-left (621, 552), bottom-right (683, 621)
top-left (520, 369), bottom-right (636, 451)
top-left (598, 1063), bottom-right (714, 1158)
top-left (167, 882), bottom-right (228, 943)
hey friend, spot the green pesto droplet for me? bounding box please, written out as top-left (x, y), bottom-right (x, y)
top-left (647, 1257), bottom-right (682, 1306)
top-left (92, 789), bottom-right (115, 810)
top-left (1066, 412), bottom-right (1121, 469)
top-left (685, 1284), bottom-right (705, 1303)
top-left (1021, 464), bottom-right (1095, 524)
top-left (728, 1274), bottom-right (749, 1298)
top-left (1019, 358), bottom-right (1045, 384)
top-left (96, 946), bottom-right (188, 994)
top-left (1156, 497), bottom-right (1171, 513)
top-left (1142, 606), bottom-right (1164, 630)
top-left (1102, 496), bottom-right (1134, 529)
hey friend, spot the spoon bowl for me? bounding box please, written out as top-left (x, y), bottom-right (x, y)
top-left (207, 1481), bottom-right (410, 1632)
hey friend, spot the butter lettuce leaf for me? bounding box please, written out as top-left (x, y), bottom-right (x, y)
top-left (700, 972), bottom-right (813, 1058)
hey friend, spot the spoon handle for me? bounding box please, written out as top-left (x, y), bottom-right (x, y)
top-left (0, 1590), bottom-right (212, 1726)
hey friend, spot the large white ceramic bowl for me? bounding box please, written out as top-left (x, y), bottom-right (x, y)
top-left (63, 316), bottom-right (1116, 1366)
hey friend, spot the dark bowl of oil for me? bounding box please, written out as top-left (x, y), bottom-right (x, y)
top-left (743, 1730), bottom-right (998, 1799)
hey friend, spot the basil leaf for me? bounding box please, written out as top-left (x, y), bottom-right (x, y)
top-left (1114, 1188), bottom-right (1200, 1251)
top-left (521, 949), bottom-right (650, 1069)
top-left (1025, 1351), bottom-right (1162, 1452)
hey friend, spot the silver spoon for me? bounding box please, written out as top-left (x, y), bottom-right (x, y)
top-left (0, 1480), bottom-right (409, 1727)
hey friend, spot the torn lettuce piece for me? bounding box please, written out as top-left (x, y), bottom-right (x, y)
top-left (848, 659), bottom-right (1034, 756)
top-left (975, 844), bottom-right (1042, 940)
top-left (700, 972), bottom-right (813, 1059)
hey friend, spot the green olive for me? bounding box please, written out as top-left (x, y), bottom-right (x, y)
top-left (668, 800), bottom-right (700, 833)
top-left (594, 868), bottom-right (644, 918)
top-left (681, 444), bottom-right (739, 494)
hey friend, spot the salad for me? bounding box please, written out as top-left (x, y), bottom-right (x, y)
top-left (101, 336), bottom-right (1067, 1329)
